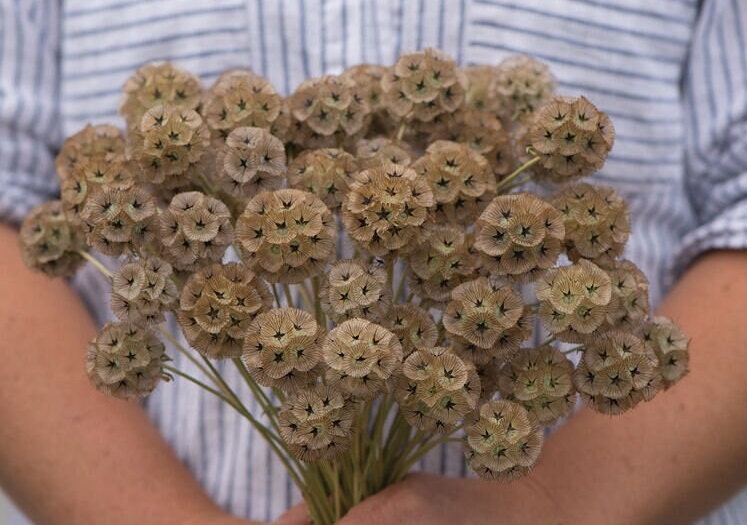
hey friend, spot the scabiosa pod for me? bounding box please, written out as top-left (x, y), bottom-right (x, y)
top-left (355, 137), bottom-right (414, 169)
top-left (19, 201), bottom-right (85, 278)
top-left (385, 304), bottom-right (440, 358)
top-left (287, 148), bottom-right (358, 210)
top-left (494, 55), bottom-right (556, 122)
top-left (216, 126), bottom-right (286, 198)
top-left (640, 316), bottom-right (690, 388)
top-left (319, 259), bottom-right (391, 324)
top-left (602, 259), bottom-right (651, 331)
top-left (55, 124), bottom-right (126, 183)
top-left (110, 257), bottom-right (178, 325)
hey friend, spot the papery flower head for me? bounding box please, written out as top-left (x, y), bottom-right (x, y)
top-left (287, 148), bottom-right (357, 210)
top-left (19, 201), bottom-right (85, 277)
top-left (355, 138), bottom-right (413, 169)
top-left (449, 306), bottom-right (533, 366)
top-left (111, 257), bottom-right (178, 325)
top-left (320, 259), bottom-right (391, 324)
top-left (55, 124), bottom-right (126, 182)
top-left (494, 55), bottom-right (556, 122)
top-left (463, 65), bottom-right (502, 114)
top-left (446, 109), bottom-right (515, 179)
top-left (341, 64), bottom-right (390, 131)
top-left (602, 259), bottom-right (650, 331)
top-left (385, 304), bottom-right (439, 357)
top-left (216, 126), bottom-right (286, 198)
top-left (640, 316), bottom-right (690, 388)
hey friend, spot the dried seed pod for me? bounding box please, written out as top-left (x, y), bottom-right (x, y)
top-left (111, 257), bottom-right (178, 325)
top-left (19, 201), bottom-right (85, 277)
top-left (474, 193), bottom-right (565, 281)
top-left (385, 304), bottom-right (439, 357)
top-left (342, 164), bottom-right (434, 257)
top-left (236, 189), bottom-right (337, 283)
top-left (86, 322), bottom-right (165, 399)
top-left (243, 308), bottom-right (325, 393)
top-left (323, 319), bottom-right (403, 399)
top-left (463, 65), bottom-right (502, 115)
top-left (216, 126), bottom-right (286, 197)
top-left (320, 259), bottom-right (390, 324)
top-left (602, 259), bottom-right (650, 331)
top-left (498, 345), bottom-right (576, 425)
top-left (159, 192), bottom-right (234, 271)
top-left (640, 317), bottom-right (690, 388)
top-left (55, 124), bottom-right (126, 182)
top-left (355, 138), bottom-right (413, 169)
top-left (278, 384), bottom-right (356, 462)
top-left (449, 308), bottom-right (532, 366)
top-left (552, 183), bottom-right (630, 266)
top-left (464, 399), bottom-right (544, 481)
top-left (494, 55), bottom-right (556, 122)
top-left (447, 109), bottom-right (515, 179)
top-left (529, 96), bottom-right (614, 183)
top-left (287, 148), bottom-right (357, 209)
top-left (177, 262), bottom-right (272, 359)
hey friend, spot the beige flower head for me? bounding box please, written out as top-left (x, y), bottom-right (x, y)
top-left (111, 257), bottom-right (178, 325)
top-left (464, 399), bottom-right (544, 481)
top-left (498, 345), bottom-right (576, 425)
top-left (448, 109), bottom-right (515, 178)
top-left (355, 138), bottom-right (413, 169)
top-left (320, 259), bottom-right (391, 324)
top-left (236, 189), bottom-right (337, 283)
top-left (287, 148), bottom-right (357, 209)
top-left (86, 322), bottom-right (165, 399)
top-left (159, 191), bottom-right (234, 272)
top-left (178, 262), bottom-right (272, 359)
top-left (55, 124), bottom-right (125, 182)
top-left (243, 308), bottom-right (325, 393)
top-left (602, 259), bottom-right (650, 331)
top-left (494, 55), bottom-right (556, 122)
top-left (342, 164), bottom-right (434, 257)
top-left (19, 201), bottom-right (85, 277)
top-left (323, 319), bottom-right (403, 399)
top-left (341, 64), bottom-right (389, 115)
top-left (449, 307), bottom-right (533, 366)
top-left (474, 193), bottom-right (565, 281)
top-left (385, 304), bottom-right (439, 357)
top-left (640, 316), bottom-right (690, 388)
top-left (552, 183), bottom-right (630, 265)
top-left (529, 96), bottom-right (614, 183)
top-left (463, 65), bottom-right (502, 114)
top-left (216, 126), bottom-right (286, 198)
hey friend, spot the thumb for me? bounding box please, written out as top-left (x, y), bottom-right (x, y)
top-left (274, 502), bottom-right (312, 525)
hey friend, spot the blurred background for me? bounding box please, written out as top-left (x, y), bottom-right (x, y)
top-left (0, 491), bottom-right (10, 523)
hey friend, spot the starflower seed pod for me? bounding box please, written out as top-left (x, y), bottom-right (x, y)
top-left (406, 225), bottom-right (479, 305)
top-left (395, 346), bottom-right (481, 432)
top-left (216, 126), bottom-right (286, 198)
top-left (602, 259), bottom-right (650, 331)
top-left (86, 322), bottom-right (165, 399)
top-left (159, 192), bottom-right (234, 272)
top-left (55, 124), bottom-right (125, 182)
top-left (236, 189), bottom-right (337, 283)
top-left (178, 262), bottom-right (272, 359)
top-left (355, 138), bottom-right (413, 169)
top-left (203, 69), bottom-right (284, 142)
top-left (498, 345), bottom-right (576, 425)
top-left (278, 384), bottom-right (356, 462)
top-left (111, 257), bottom-right (178, 325)
top-left (129, 104), bottom-right (211, 186)
top-left (640, 317), bottom-right (690, 388)
top-left (120, 62), bottom-right (202, 128)
top-left (443, 277), bottom-right (526, 350)
top-left (449, 307), bottom-right (533, 366)
top-left (474, 358), bottom-right (503, 401)
top-left (80, 186), bottom-right (157, 257)
top-left (494, 55), bottom-right (556, 122)
top-left (19, 201), bottom-right (85, 277)
top-left (447, 109), bottom-right (515, 178)
top-left (386, 304), bottom-right (439, 358)
top-left (323, 319), bottom-right (403, 399)
top-left (536, 259), bottom-right (612, 342)
top-left (463, 65), bottom-right (502, 114)
top-left (381, 48), bottom-right (467, 123)
top-left (573, 330), bottom-right (658, 415)
top-left (319, 260), bottom-right (390, 324)
top-left (287, 148), bottom-right (357, 209)
top-left (342, 164), bottom-right (434, 257)
top-left (243, 308), bottom-right (325, 393)
top-left (474, 193), bottom-right (565, 281)
top-left (529, 96), bottom-right (614, 183)
top-left (464, 399), bottom-right (544, 481)
top-left (552, 183), bottom-right (630, 265)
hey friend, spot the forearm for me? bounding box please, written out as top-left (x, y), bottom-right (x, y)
top-left (521, 250), bottom-right (747, 525)
top-left (0, 224), bottom-right (252, 525)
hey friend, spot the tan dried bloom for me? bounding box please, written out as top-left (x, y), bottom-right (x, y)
top-left (355, 138), bottom-right (413, 169)
top-left (236, 189), bottom-right (337, 283)
top-left (536, 259), bottom-right (612, 342)
top-left (19, 201), bottom-right (85, 277)
top-left (474, 193), bottom-right (565, 280)
top-left (111, 257), bottom-right (178, 325)
top-left (341, 63), bottom-right (391, 132)
top-left (287, 148), bottom-right (357, 209)
top-left (474, 358), bottom-right (503, 401)
top-left (406, 225), bottom-right (479, 305)
top-left (573, 331), bottom-right (658, 415)
top-left (602, 259), bottom-right (650, 331)
top-left (342, 164), bottom-right (434, 257)
top-left (552, 183), bottom-right (630, 265)
top-left (395, 346), bottom-right (481, 432)
top-left (323, 319), bottom-right (403, 399)
top-left (382, 48), bottom-right (467, 123)
top-left (178, 262), bottom-right (272, 359)
top-left (463, 65), bottom-right (502, 114)
top-left (449, 307), bottom-right (533, 366)
top-left (640, 316), bottom-right (690, 388)
top-left (55, 124), bottom-right (125, 182)
top-left (498, 345), bottom-right (576, 425)
top-left (385, 304), bottom-right (439, 357)
top-left (320, 260), bottom-right (391, 324)
top-left (278, 384), bottom-right (356, 462)
top-left (448, 110), bottom-right (515, 178)
top-left (494, 55), bottom-right (556, 122)
top-left (80, 186), bottom-right (157, 256)
top-left (159, 192), bottom-right (234, 271)
top-left (243, 308), bottom-right (325, 393)
top-left (86, 322), bottom-right (165, 399)
top-left (529, 96), bottom-right (614, 183)
top-left (464, 399), bottom-right (544, 481)
top-left (216, 126), bottom-right (286, 197)
top-left (120, 62), bottom-right (202, 127)
top-left (203, 69), bottom-right (284, 141)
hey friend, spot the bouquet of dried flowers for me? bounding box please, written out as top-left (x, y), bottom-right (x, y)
top-left (19, 48), bottom-right (690, 525)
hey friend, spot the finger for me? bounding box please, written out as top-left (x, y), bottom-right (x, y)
top-left (274, 502), bottom-right (311, 525)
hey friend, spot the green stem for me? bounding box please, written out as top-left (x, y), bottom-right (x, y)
top-left (282, 283), bottom-right (295, 309)
top-left (495, 156), bottom-right (541, 193)
top-left (562, 345), bottom-right (585, 355)
top-left (78, 251), bottom-right (112, 278)
top-left (162, 364), bottom-right (236, 407)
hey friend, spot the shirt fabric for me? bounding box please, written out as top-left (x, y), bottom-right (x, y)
top-left (2, 0), bottom-right (747, 523)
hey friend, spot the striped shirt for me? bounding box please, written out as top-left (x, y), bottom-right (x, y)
top-left (2, 0), bottom-right (747, 523)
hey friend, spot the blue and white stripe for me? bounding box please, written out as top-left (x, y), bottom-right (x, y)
top-left (2, 0), bottom-right (747, 523)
